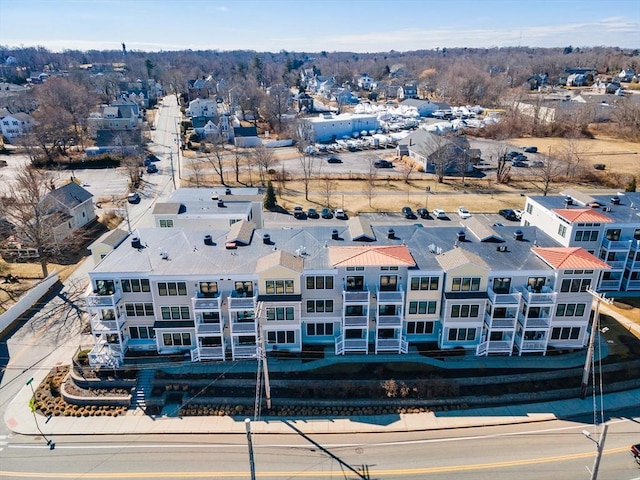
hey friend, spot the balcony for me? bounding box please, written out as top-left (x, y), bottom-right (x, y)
top-left (518, 339), bottom-right (547, 352)
top-left (90, 311), bottom-right (125, 333)
top-left (88, 342), bottom-right (124, 368)
top-left (599, 279), bottom-right (622, 290)
top-left (476, 340), bottom-right (512, 356)
top-left (376, 315), bottom-right (402, 328)
top-left (376, 289), bottom-right (404, 304)
top-left (625, 279), bottom-right (640, 290)
top-left (335, 336), bottom-right (368, 355)
top-left (518, 286), bottom-right (557, 305)
top-left (604, 259), bottom-right (626, 270)
top-left (484, 313), bottom-right (516, 329)
top-left (192, 295), bottom-right (222, 312)
top-left (517, 313), bottom-right (550, 328)
top-left (601, 238), bottom-right (632, 251)
top-left (232, 344), bottom-right (258, 359)
top-left (488, 288), bottom-right (521, 305)
top-left (343, 316), bottom-right (369, 327)
top-left (230, 321), bottom-right (257, 334)
top-left (86, 290), bottom-right (122, 308)
top-left (375, 336), bottom-right (408, 354)
top-left (195, 319), bottom-right (223, 335)
top-left (228, 294), bottom-right (256, 310)
top-left (192, 346), bottom-right (225, 362)
top-left (343, 288), bottom-right (370, 304)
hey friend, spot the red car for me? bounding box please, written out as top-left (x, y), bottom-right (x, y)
top-left (631, 443), bottom-right (640, 464)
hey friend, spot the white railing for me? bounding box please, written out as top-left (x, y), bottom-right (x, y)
top-left (343, 290), bottom-right (370, 303)
top-left (228, 295), bottom-right (256, 310)
top-left (519, 286), bottom-right (557, 304)
top-left (518, 313), bottom-right (550, 328)
top-left (487, 316), bottom-right (516, 329)
top-left (192, 296), bottom-right (222, 311)
top-left (375, 335), bottom-right (408, 354)
top-left (335, 336), bottom-right (344, 355)
top-left (90, 312), bottom-right (124, 333)
top-left (485, 340), bottom-right (513, 354)
top-left (605, 259), bottom-right (626, 269)
top-left (230, 321), bottom-right (257, 334)
top-left (376, 315), bottom-right (402, 327)
top-left (519, 339), bottom-right (546, 351)
top-left (488, 289), bottom-right (521, 305)
top-left (232, 344), bottom-right (258, 359)
top-left (88, 343), bottom-right (123, 368)
top-left (196, 346), bottom-right (225, 360)
top-left (190, 348), bottom-right (200, 362)
top-left (343, 316), bottom-right (369, 327)
top-left (599, 279), bottom-right (621, 290)
top-left (86, 290), bottom-right (122, 308)
top-left (376, 290), bottom-right (404, 303)
top-left (342, 338), bottom-right (368, 353)
top-left (476, 341), bottom-right (488, 356)
top-left (624, 279), bottom-right (640, 290)
top-left (195, 321), bottom-right (223, 334)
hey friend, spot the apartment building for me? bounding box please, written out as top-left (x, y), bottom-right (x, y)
top-left (84, 214), bottom-right (609, 368)
top-left (522, 189), bottom-right (640, 293)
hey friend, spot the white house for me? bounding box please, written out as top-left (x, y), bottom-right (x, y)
top-left (186, 98), bottom-right (219, 118)
top-left (300, 113), bottom-right (380, 143)
top-left (1, 112), bottom-right (34, 141)
top-left (357, 74), bottom-right (374, 90)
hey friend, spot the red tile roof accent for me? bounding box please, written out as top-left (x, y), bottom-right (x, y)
top-left (532, 247), bottom-right (610, 270)
top-left (329, 245), bottom-right (415, 267)
top-left (553, 208), bottom-right (613, 223)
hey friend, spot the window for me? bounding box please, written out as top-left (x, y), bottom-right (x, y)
top-left (605, 229), bottom-right (621, 241)
top-left (157, 282), bottom-right (187, 296)
top-left (160, 306), bottom-right (190, 320)
top-left (345, 305), bottom-right (364, 316)
top-left (94, 280), bottom-right (115, 295)
top-left (162, 332), bottom-right (191, 346)
top-left (234, 281), bottom-right (253, 296)
top-left (410, 276), bottom-right (439, 291)
top-left (574, 230), bottom-right (598, 242)
top-left (634, 229), bottom-right (640, 241)
top-left (450, 304), bottom-right (480, 318)
top-left (558, 224), bottom-right (567, 238)
top-left (159, 219), bottom-right (174, 228)
top-left (406, 321), bottom-right (434, 334)
top-left (408, 301), bottom-right (437, 315)
top-left (266, 330), bottom-right (295, 344)
top-left (346, 276), bottom-right (364, 291)
top-left (202, 311), bottom-right (220, 322)
top-left (306, 300), bottom-right (333, 313)
top-left (265, 279), bottom-right (294, 294)
top-left (129, 326), bottom-right (155, 339)
top-left (199, 281), bottom-right (218, 297)
top-left (125, 303), bottom-right (154, 317)
top-left (492, 277), bottom-right (511, 294)
top-left (121, 278), bottom-right (151, 293)
top-left (560, 278), bottom-right (591, 292)
top-left (266, 307), bottom-right (295, 321)
top-left (555, 303), bottom-right (586, 317)
top-left (380, 266), bottom-right (399, 271)
top-left (379, 275), bottom-right (397, 291)
top-left (306, 276), bottom-right (334, 290)
top-left (306, 322), bottom-right (334, 336)
top-left (451, 277), bottom-right (481, 291)
top-left (447, 328), bottom-right (476, 341)
top-left (551, 327), bottom-right (581, 340)
top-left (527, 277), bottom-right (546, 293)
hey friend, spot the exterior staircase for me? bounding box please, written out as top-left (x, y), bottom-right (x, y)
top-left (131, 369), bottom-right (155, 412)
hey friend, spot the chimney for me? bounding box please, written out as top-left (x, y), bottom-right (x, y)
top-left (611, 196), bottom-right (620, 205)
top-left (203, 234), bottom-right (213, 246)
top-left (331, 229), bottom-right (339, 240)
top-left (263, 233), bottom-right (271, 245)
top-left (131, 237), bottom-right (141, 249)
top-left (564, 196), bottom-right (573, 207)
top-left (387, 228), bottom-right (395, 239)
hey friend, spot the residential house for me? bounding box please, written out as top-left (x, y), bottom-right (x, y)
top-left (398, 84), bottom-right (418, 100)
top-left (293, 93), bottom-right (314, 113)
top-left (617, 69), bottom-right (637, 83)
top-left (399, 99), bottom-right (437, 117)
top-left (0, 112), bottom-right (34, 141)
top-left (91, 228), bottom-right (130, 265)
top-left (83, 215), bottom-right (610, 368)
top-left (40, 182), bottom-right (96, 244)
top-left (232, 126), bottom-right (261, 147)
top-left (188, 76), bottom-right (216, 101)
top-left (396, 129), bottom-right (473, 174)
top-left (333, 88), bottom-right (359, 106)
top-left (521, 189), bottom-right (640, 293)
top-left (186, 98), bottom-right (219, 118)
top-left (357, 73), bottom-right (374, 91)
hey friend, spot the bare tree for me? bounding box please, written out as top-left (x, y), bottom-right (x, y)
top-left (189, 157), bottom-right (205, 187)
top-left (263, 83), bottom-right (291, 134)
top-left (201, 134), bottom-right (227, 186)
top-left (0, 167), bottom-right (59, 277)
top-left (363, 163), bottom-right (377, 208)
top-left (495, 144), bottom-right (512, 185)
top-left (299, 151), bottom-right (318, 201)
top-left (320, 176), bottom-right (336, 208)
top-left (530, 147), bottom-right (566, 196)
top-left (402, 157), bottom-right (416, 184)
top-left (558, 136), bottom-right (588, 180)
top-left (232, 145), bottom-right (245, 184)
top-left (250, 145), bottom-right (277, 186)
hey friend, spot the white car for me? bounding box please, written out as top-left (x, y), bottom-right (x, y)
top-left (514, 209), bottom-right (524, 220)
top-left (432, 209), bottom-right (447, 219)
top-left (457, 206), bottom-right (472, 219)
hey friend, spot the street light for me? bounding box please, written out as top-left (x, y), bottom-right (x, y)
top-left (583, 425), bottom-right (608, 480)
top-left (26, 378), bottom-right (55, 450)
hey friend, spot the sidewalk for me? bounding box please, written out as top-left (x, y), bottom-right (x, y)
top-left (5, 369), bottom-right (640, 436)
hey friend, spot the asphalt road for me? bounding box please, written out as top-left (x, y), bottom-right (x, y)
top-left (1, 413), bottom-right (638, 479)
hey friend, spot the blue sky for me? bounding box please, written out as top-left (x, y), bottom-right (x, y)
top-left (1, 0), bottom-right (638, 52)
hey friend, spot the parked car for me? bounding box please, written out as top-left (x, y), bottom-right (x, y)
top-left (513, 154), bottom-right (528, 162)
top-left (146, 164), bottom-right (158, 173)
top-left (293, 206), bottom-right (305, 219)
top-left (144, 154), bottom-right (159, 166)
top-left (506, 151), bottom-right (520, 158)
top-left (307, 208), bottom-right (319, 219)
top-left (530, 161), bottom-right (544, 167)
top-left (334, 208), bottom-right (348, 220)
top-left (432, 209), bottom-right (447, 219)
top-left (373, 159), bottom-right (393, 168)
top-left (457, 206), bottom-right (472, 219)
top-left (417, 208), bottom-right (429, 219)
top-left (127, 192), bottom-right (141, 204)
top-left (499, 209), bottom-right (518, 221)
top-left (321, 207), bottom-right (333, 219)
top-left (631, 443), bottom-right (640, 465)
top-left (327, 156), bottom-right (342, 164)
top-left (523, 146), bottom-right (538, 153)
top-left (514, 209), bottom-right (524, 220)
top-left (402, 206), bottom-right (416, 219)
top-left (512, 161), bottom-right (528, 168)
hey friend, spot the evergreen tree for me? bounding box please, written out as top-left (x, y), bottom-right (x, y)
top-left (625, 176), bottom-right (637, 192)
top-left (264, 181), bottom-right (277, 210)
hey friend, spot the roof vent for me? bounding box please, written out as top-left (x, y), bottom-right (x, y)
top-left (203, 234), bottom-right (214, 246)
top-left (564, 196), bottom-right (573, 207)
top-left (496, 245), bottom-right (508, 252)
top-left (456, 230), bottom-right (465, 242)
top-left (611, 196), bottom-right (620, 205)
top-left (263, 233), bottom-right (271, 245)
top-left (225, 187), bottom-right (232, 195)
top-left (217, 199), bottom-right (225, 208)
top-left (331, 229), bottom-right (339, 240)
top-left (387, 228), bottom-right (395, 239)
top-left (131, 237), bottom-right (141, 249)
top-left (513, 230), bottom-right (524, 241)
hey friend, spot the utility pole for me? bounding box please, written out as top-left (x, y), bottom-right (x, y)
top-left (244, 418), bottom-right (256, 480)
top-left (583, 424), bottom-right (608, 480)
top-left (26, 378), bottom-right (55, 450)
top-left (260, 326), bottom-right (272, 410)
top-left (169, 152), bottom-right (176, 190)
top-left (581, 289), bottom-right (612, 399)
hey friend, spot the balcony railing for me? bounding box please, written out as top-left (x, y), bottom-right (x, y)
top-left (601, 238), bottom-right (632, 251)
top-left (488, 289), bottom-right (521, 305)
top-left (604, 259), bottom-right (626, 269)
top-left (230, 321), bottom-right (257, 334)
top-left (599, 279), bottom-right (621, 290)
top-left (192, 296), bottom-right (222, 311)
top-left (228, 294), bottom-right (256, 310)
top-left (375, 336), bottom-right (408, 354)
top-left (90, 312), bottom-right (125, 333)
top-left (343, 316), bottom-right (369, 327)
top-left (485, 315), bottom-right (516, 329)
top-left (194, 346), bottom-right (225, 361)
top-left (88, 342), bottom-right (124, 368)
top-left (476, 340), bottom-right (512, 355)
top-left (343, 290), bottom-right (370, 303)
top-left (518, 340), bottom-right (547, 352)
top-left (517, 313), bottom-right (550, 328)
top-left (195, 321), bottom-right (223, 335)
top-left (518, 286), bottom-right (557, 305)
top-left (335, 336), bottom-right (368, 355)
top-left (376, 315), bottom-right (402, 328)
top-left (624, 279), bottom-right (640, 290)
top-left (376, 289), bottom-right (404, 303)
top-left (86, 290), bottom-right (122, 308)
top-left (232, 344), bottom-right (258, 359)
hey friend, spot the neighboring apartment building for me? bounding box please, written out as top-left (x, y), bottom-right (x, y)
top-left (522, 189), bottom-right (640, 293)
top-left (84, 214), bottom-right (609, 369)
